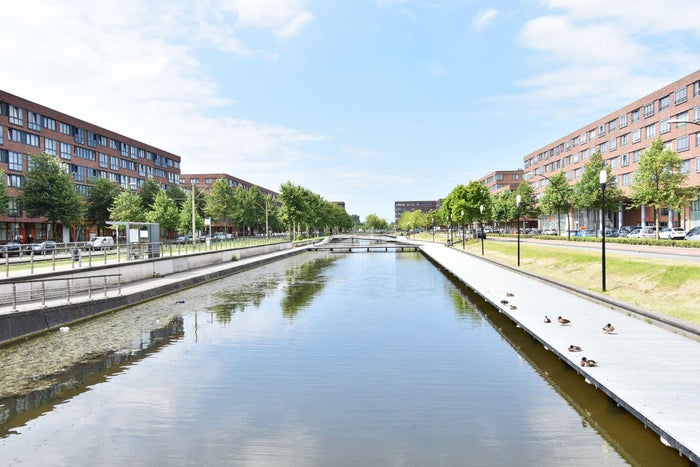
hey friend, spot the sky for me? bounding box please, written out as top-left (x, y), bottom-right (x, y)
top-left (2, 0), bottom-right (700, 221)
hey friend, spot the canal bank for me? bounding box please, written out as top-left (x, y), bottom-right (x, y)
top-left (414, 239), bottom-right (700, 464)
top-left (0, 241), bottom-right (315, 345)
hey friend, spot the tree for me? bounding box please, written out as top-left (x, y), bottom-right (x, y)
top-left (0, 169), bottom-right (9, 215)
top-left (109, 191), bottom-right (146, 222)
top-left (539, 172), bottom-right (573, 237)
top-left (147, 189), bottom-right (180, 233)
top-left (19, 153), bottom-right (83, 240)
top-left (85, 177), bottom-right (121, 235)
top-left (177, 192), bottom-right (204, 235)
top-left (205, 178), bottom-right (234, 232)
top-left (573, 152), bottom-right (623, 233)
top-left (138, 178), bottom-right (161, 210)
top-left (630, 138), bottom-right (695, 237)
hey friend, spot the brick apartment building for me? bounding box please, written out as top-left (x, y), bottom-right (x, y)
top-left (0, 90), bottom-right (181, 243)
top-left (394, 200), bottom-right (441, 224)
top-left (524, 69), bottom-right (700, 232)
top-left (180, 173), bottom-right (278, 199)
top-left (478, 170), bottom-right (523, 195)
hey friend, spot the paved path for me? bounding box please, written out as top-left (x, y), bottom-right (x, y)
top-left (415, 239), bottom-right (700, 463)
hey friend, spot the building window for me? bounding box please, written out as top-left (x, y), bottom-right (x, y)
top-left (680, 159), bottom-right (690, 174)
top-left (622, 173), bottom-right (630, 186)
top-left (130, 146), bottom-right (138, 160)
top-left (73, 127), bottom-right (85, 144)
top-left (110, 156), bottom-right (119, 171)
top-left (0, 125), bottom-right (3, 145)
top-left (75, 147), bottom-right (95, 160)
top-left (8, 152), bottom-right (23, 171)
top-left (674, 111), bottom-right (688, 127)
top-left (620, 133), bottom-right (628, 147)
top-left (633, 149), bottom-right (643, 163)
top-left (608, 119), bottom-right (616, 132)
top-left (120, 142), bottom-right (128, 157)
top-left (645, 124), bottom-right (656, 139)
top-left (8, 105), bottom-right (23, 126)
top-left (598, 143), bottom-right (606, 154)
top-left (659, 95), bottom-right (670, 111)
top-left (608, 138), bottom-right (617, 151)
top-left (42, 116), bottom-right (56, 131)
top-left (644, 102), bottom-right (655, 118)
top-left (60, 142), bottom-right (72, 160)
top-left (87, 131), bottom-right (98, 148)
top-left (598, 125), bottom-right (606, 137)
top-left (660, 119), bottom-right (671, 134)
top-left (619, 114), bottom-right (628, 128)
top-left (675, 87), bottom-right (688, 105)
top-left (513, 174), bottom-right (519, 180)
top-left (7, 174), bottom-right (24, 188)
top-left (99, 153), bottom-right (109, 168)
top-left (27, 111), bottom-right (41, 131)
top-left (631, 108), bottom-right (640, 122)
top-left (110, 139), bottom-right (118, 150)
top-left (45, 138), bottom-right (57, 156)
top-left (632, 129), bottom-right (641, 143)
top-left (677, 135), bottom-right (690, 152)
top-left (621, 153), bottom-right (630, 166)
top-left (60, 122), bottom-right (72, 135)
top-left (610, 157), bottom-right (618, 169)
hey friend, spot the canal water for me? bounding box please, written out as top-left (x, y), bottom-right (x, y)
top-left (0, 251), bottom-right (683, 466)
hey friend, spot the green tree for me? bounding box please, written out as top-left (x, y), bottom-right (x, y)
top-left (573, 152), bottom-right (623, 233)
top-left (539, 172), bottom-right (573, 236)
top-left (629, 138), bottom-right (695, 237)
top-left (177, 192), bottom-right (204, 236)
top-left (205, 178), bottom-right (234, 231)
top-left (365, 213), bottom-right (388, 231)
top-left (147, 189), bottom-right (180, 233)
top-left (85, 177), bottom-right (121, 235)
top-left (139, 178), bottom-right (161, 210)
top-left (0, 169), bottom-right (9, 215)
top-left (19, 153), bottom-right (83, 240)
top-left (109, 191), bottom-right (146, 222)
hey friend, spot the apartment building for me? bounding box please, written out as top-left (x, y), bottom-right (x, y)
top-left (0, 90), bottom-right (181, 242)
top-left (180, 173), bottom-right (278, 199)
top-left (478, 170), bottom-right (523, 195)
top-left (523, 69), bottom-right (700, 232)
top-left (394, 200), bottom-right (441, 223)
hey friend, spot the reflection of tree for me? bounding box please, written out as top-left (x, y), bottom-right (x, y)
top-left (449, 288), bottom-right (480, 320)
top-left (0, 316), bottom-right (184, 438)
top-left (281, 256), bottom-right (336, 319)
top-left (206, 277), bottom-right (280, 324)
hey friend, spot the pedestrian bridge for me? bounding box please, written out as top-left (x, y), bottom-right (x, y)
top-left (307, 234), bottom-right (418, 253)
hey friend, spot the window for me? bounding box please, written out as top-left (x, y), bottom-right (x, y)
top-left (110, 156), bottom-right (119, 171)
top-left (28, 111), bottom-right (41, 131)
top-left (42, 116), bottom-right (56, 131)
top-left (621, 153), bottom-right (630, 166)
top-left (74, 127), bottom-right (85, 144)
top-left (99, 153), bottom-right (109, 168)
top-left (75, 147), bottom-right (95, 160)
top-left (680, 159), bottom-right (690, 174)
top-left (696, 132), bottom-right (700, 147)
top-left (7, 198), bottom-right (22, 216)
top-left (620, 133), bottom-right (629, 147)
top-left (9, 105), bottom-right (23, 126)
top-left (120, 142), bottom-right (128, 157)
top-left (677, 135), bottom-right (690, 152)
top-left (608, 138), bottom-right (617, 151)
top-left (608, 119), bottom-right (616, 132)
top-left (60, 122), bottom-right (72, 135)
top-left (139, 164), bottom-right (146, 177)
top-left (130, 146), bottom-right (138, 160)
top-left (110, 139), bottom-right (118, 150)
top-left (633, 149), bottom-right (643, 163)
top-left (631, 108), bottom-right (640, 122)
top-left (610, 157), bottom-right (618, 169)
top-left (0, 125), bottom-right (3, 145)
top-left (645, 124), bottom-right (656, 139)
top-left (598, 125), bottom-right (606, 137)
top-left (644, 102), bottom-right (654, 118)
top-left (8, 128), bottom-right (40, 146)
top-left (659, 95), bottom-right (670, 111)
top-left (632, 129), bottom-right (641, 143)
top-left (619, 114), bottom-right (628, 128)
top-left (8, 151), bottom-right (23, 171)
top-left (695, 106), bottom-right (700, 122)
top-left (674, 112), bottom-right (688, 128)
top-left (495, 174), bottom-right (504, 181)
top-left (622, 173), bottom-right (630, 186)
top-left (675, 87), bottom-right (688, 105)
top-left (45, 138), bottom-right (57, 156)
top-left (660, 119), bottom-right (671, 134)
top-left (7, 174), bottom-right (24, 188)
top-left (695, 81), bottom-right (700, 97)
top-left (598, 143), bottom-right (606, 154)
top-left (60, 142), bottom-right (72, 160)
top-left (513, 174), bottom-right (519, 180)
top-left (87, 131), bottom-right (98, 148)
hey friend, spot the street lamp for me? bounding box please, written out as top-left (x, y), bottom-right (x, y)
top-left (600, 170), bottom-right (607, 292)
top-left (461, 209), bottom-right (465, 249)
top-left (516, 194), bottom-right (521, 266)
top-left (479, 204), bottom-right (484, 255)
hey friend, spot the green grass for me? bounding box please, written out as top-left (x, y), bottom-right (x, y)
top-left (418, 232), bottom-right (700, 325)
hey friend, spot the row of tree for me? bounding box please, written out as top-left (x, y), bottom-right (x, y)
top-left (1, 153), bottom-right (353, 240)
top-left (395, 138), bottom-right (698, 238)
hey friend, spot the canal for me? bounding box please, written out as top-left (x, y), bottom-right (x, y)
top-left (0, 251), bottom-right (683, 466)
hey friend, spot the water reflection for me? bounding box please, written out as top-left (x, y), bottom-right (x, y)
top-left (0, 307), bottom-right (184, 438)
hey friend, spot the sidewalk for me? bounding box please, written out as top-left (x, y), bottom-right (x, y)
top-left (416, 239), bottom-right (700, 464)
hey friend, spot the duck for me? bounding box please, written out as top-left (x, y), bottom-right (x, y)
top-left (602, 323), bottom-right (615, 334)
top-left (557, 316), bottom-right (571, 325)
top-left (544, 316), bottom-right (551, 323)
top-left (175, 299), bottom-right (186, 304)
top-left (506, 292), bottom-right (514, 297)
top-left (59, 326), bottom-right (70, 332)
top-left (580, 357), bottom-right (598, 367)
top-left (568, 345), bottom-right (582, 352)
top-left (509, 304), bottom-right (517, 310)
top-left (500, 299), bottom-right (509, 305)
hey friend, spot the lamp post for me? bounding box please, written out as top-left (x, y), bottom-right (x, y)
top-left (516, 194), bottom-right (521, 267)
top-left (479, 204), bottom-right (484, 255)
top-left (461, 209), bottom-right (465, 249)
top-left (600, 170), bottom-right (607, 292)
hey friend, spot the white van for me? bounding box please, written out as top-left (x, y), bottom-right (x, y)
top-left (89, 236), bottom-right (115, 250)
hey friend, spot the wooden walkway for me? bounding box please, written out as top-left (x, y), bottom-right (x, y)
top-left (414, 240), bottom-right (700, 464)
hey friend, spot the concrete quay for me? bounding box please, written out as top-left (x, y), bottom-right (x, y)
top-left (415, 239), bottom-right (700, 464)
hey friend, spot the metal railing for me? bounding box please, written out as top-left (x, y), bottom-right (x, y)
top-left (4, 274), bottom-right (122, 311)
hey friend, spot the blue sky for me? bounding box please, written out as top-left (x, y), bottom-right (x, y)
top-left (2, 0), bottom-right (700, 221)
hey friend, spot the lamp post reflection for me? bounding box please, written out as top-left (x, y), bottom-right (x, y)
top-left (516, 194), bottom-right (521, 267)
top-left (479, 204), bottom-right (484, 255)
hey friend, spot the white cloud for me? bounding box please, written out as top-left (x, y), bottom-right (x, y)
top-left (223, 0), bottom-right (313, 38)
top-left (474, 8), bottom-right (498, 31)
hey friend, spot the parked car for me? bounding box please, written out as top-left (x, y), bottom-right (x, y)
top-left (638, 228), bottom-right (657, 238)
top-left (88, 236), bottom-right (115, 250)
top-left (175, 235), bottom-right (192, 244)
top-left (617, 226), bottom-right (635, 237)
top-left (600, 228), bottom-right (619, 238)
top-left (575, 229), bottom-right (593, 237)
top-left (626, 229), bottom-right (642, 238)
top-left (30, 240), bottom-right (58, 255)
top-left (659, 227), bottom-right (686, 240)
top-left (212, 233), bottom-right (226, 242)
top-left (1, 241), bottom-right (24, 257)
top-left (542, 229), bottom-right (558, 235)
top-left (686, 226), bottom-right (700, 241)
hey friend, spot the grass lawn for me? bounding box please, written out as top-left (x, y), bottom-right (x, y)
top-left (417, 232), bottom-right (700, 325)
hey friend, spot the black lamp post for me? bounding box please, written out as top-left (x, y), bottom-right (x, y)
top-left (461, 209), bottom-right (465, 249)
top-left (516, 194), bottom-right (521, 267)
top-left (479, 204), bottom-right (484, 255)
top-left (600, 170), bottom-right (607, 292)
